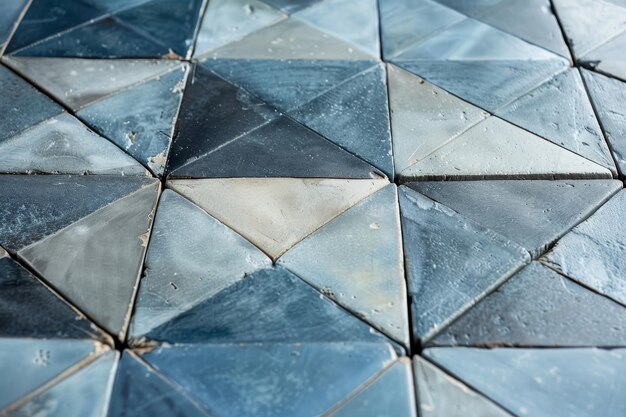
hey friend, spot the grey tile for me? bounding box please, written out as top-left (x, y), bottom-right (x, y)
top-left (414, 356), bottom-right (513, 417)
top-left (279, 185), bottom-right (409, 346)
top-left (582, 31), bottom-right (626, 81)
top-left (425, 347), bottom-right (626, 417)
top-left (497, 69), bottom-right (615, 172)
top-left (129, 189), bottom-right (271, 338)
top-left (142, 342), bottom-right (396, 417)
top-left (408, 179), bottom-right (622, 257)
top-left (542, 190), bottom-right (626, 306)
top-left (430, 262), bottom-right (626, 347)
top-left (19, 181), bottom-right (160, 340)
top-left (399, 186), bottom-right (529, 342)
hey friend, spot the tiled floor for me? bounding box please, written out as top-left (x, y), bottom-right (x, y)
top-left (0, 0), bottom-right (625, 416)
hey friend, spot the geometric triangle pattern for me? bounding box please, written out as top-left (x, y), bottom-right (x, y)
top-left (2, 0), bottom-right (626, 415)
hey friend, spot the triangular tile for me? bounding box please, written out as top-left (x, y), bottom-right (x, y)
top-left (542, 190), bottom-right (626, 306)
top-left (413, 356), bottom-right (513, 417)
top-left (328, 359), bottom-right (416, 417)
top-left (430, 262), bottom-right (626, 347)
top-left (107, 352), bottom-right (211, 417)
top-left (168, 178), bottom-right (387, 259)
top-left (3, 57), bottom-right (180, 111)
top-left (0, 65), bottom-right (62, 143)
top-left (289, 64), bottom-right (394, 178)
top-left (0, 0), bottom-right (28, 52)
top-left (293, 0), bottom-right (379, 57)
top-left (77, 65), bottom-right (188, 175)
top-left (7, 351), bottom-right (118, 417)
top-left (144, 266), bottom-right (390, 344)
top-left (553, 0), bottom-right (626, 58)
top-left (394, 59), bottom-right (568, 112)
top-left (379, 0), bottom-right (465, 59)
top-left (399, 186), bottom-right (529, 342)
top-left (129, 189), bottom-right (271, 338)
top-left (477, 0), bottom-right (570, 58)
top-left (0, 339), bottom-right (100, 410)
top-left (582, 69), bottom-right (626, 174)
top-left (5, 0), bottom-right (105, 54)
top-left (0, 112), bottom-right (148, 175)
top-left (12, 16), bottom-right (169, 58)
top-left (0, 175), bottom-right (155, 253)
top-left (387, 64), bottom-right (488, 174)
top-left (171, 115), bottom-right (383, 179)
top-left (114, 0), bottom-right (205, 59)
top-left (261, 0), bottom-right (322, 14)
top-left (433, 0), bottom-right (509, 18)
top-left (19, 181), bottom-right (160, 340)
top-left (204, 58), bottom-right (374, 112)
top-left (497, 69), bottom-right (615, 172)
top-left (166, 65), bottom-right (278, 172)
top-left (278, 185), bottom-right (409, 345)
top-left (401, 116), bottom-right (612, 180)
top-left (582, 31), bottom-right (626, 81)
top-left (408, 179), bottom-right (622, 257)
top-left (424, 347), bottom-right (626, 417)
top-left (0, 251), bottom-right (101, 339)
top-left (142, 342), bottom-right (396, 417)
top-left (194, 0), bottom-right (286, 57)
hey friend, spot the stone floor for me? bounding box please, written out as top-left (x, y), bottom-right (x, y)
top-left (0, 0), bottom-right (625, 416)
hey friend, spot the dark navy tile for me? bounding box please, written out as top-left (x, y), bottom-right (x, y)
top-left (142, 342), bottom-right (396, 417)
top-left (170, 116), bottom-right (385, 179)
top-left (166, 65), bottom-right (279, 174)
top-left (430, 262), bottom-right (626, 347)
top-left (0, 175), bottom-right (154, 252)
top-left (145, 266), bottom-right (391, 345)
top-left (407, 180), bottom-right (623, 257)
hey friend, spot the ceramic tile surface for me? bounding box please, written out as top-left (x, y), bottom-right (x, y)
top-left (1, 0), bottom-right (625, 415)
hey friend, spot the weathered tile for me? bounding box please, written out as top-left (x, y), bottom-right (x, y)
top-left (425, 347), bottom-right (626, 417)
top-left (107, 352), bottom-right (211, 417)
top-left (129, 190), bottom-right (271, 338)
top-left (142, 342), bottom-right (396, 417)
top-left (0, 339), bottom-right (100, 410)
top-left (0, 113), bottom-right (148, 175)
top-left (497, 69), bottom-right (615, 172)
top-left (78, 65), bottom-right (187, 175)
top-left (542, 190), bottom-right (626, 306)
top-left (394, 59), bottom-right (568, 112)
top-left (380, 0), bottom-right (465, 59)
top-left (408, 179), bottom-right (622, 257)
top-left (433, 0), bottom-right (508, 17)
top-left (205, 59), bottom-right (374, 112)
top-left (387, 64), bottom-right (489, 174)
top-left (0, 0), bottom-right (28, 52)
top-left (582, 31), bottom-right (626, 81)
top-left (0, 253), bottom-right (101, 339)
top-left (0, 175), bottom-right (155, 252)
top-left (114, 0), bottom-right (205, 59)
top-left (329, 358), bottom-right (417, 417)
top-left (172, 116), bottom-right (384, 179)
top-left (166, 65), bottom-right (278, 173)
top-left (477, 0), bottom-right (570, 58)
top-left (19, 181), bottom-right (160, 340)
top-left (401, 116), bottom-right (612, 180)
top-left (145, 266), bottom-right (391, 344)
top-left (279, 185), bottom-right (409, 345)
top-left (7, 351), bottom-right (118, 417)
top-left (413, 356), bottom-right (513, 417)
top-left (13, 17), bottom-right (168, 58)
top-left (553, 0), bottom-right (626, 58)
top-left (293, 0), bottom-right (379, 57)
top-left (290, 64), bottom-right (394, 178)
top-left (168, 178), bottom-right (387, 260)
top-left (582, 69), bottom-right (626, 174)
top-left (3, 57), bottom-right (179, 111)
top-left (430, 262), bottom-right (626, 347)
top-left (194, 0), bottom-right (286, 57)
top-left (0, 65), bottom-right (62, 143)
top-left (260, 0), bottom-right (322, 14)
top-left (399, 186), bottom-right (529, 341)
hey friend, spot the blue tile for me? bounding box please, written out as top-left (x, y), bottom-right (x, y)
top-left (261, 0), bottom-right (322, 14)
top-left (0, 0), bottom-right (29, 50)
